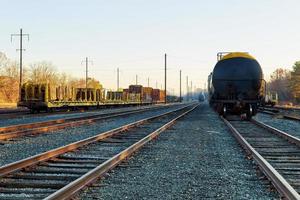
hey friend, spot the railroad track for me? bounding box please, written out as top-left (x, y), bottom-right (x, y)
top-left (223, 116), bottom-right (300, 199)
top-left (259, 107), bottom-right (300, 121)
top-left (0, 103), bottom-right (198, 200)
top-left (0, 109), bottom-right (99, 120)
top-left (0, 104), bottom-right (177, 140)
top-left (0, 105), bottom-right (151, 120)
top-left (0, 110), bottom-right (30, 119)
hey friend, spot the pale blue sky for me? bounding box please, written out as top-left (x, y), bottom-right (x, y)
top-left (0, 0), bottom-right (299, 94)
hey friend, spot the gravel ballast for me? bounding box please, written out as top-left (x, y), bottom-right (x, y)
top-left (255, 113), bottom-right (300, 138)
top-left (0, 104), bottom-right (169, 127)
top-left (0, 104), bottom-right (186, 166)
top-left (79, 103), bottom-right (278, 199)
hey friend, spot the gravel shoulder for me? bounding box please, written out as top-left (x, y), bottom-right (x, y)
top-left (79, 103), bottom-right (278, 200)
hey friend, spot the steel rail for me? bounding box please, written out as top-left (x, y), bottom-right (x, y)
top-left (0, 104), bottom-right (174, 140)
top-left (44, 104), bottom-right (198, 200)
top-left (222, 117), bottom-right (300, 200)
top-left (0, 104), bottom-right (168, 132)
top-left (0, 103), bottom-right (196, 177)
top-left (252, 118), bottom-right (300, 147)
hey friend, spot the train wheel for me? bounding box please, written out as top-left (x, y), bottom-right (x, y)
top-left (216, 104), bottom-right (223, 115)
top-left (246, 104), bottom-right (253, 120)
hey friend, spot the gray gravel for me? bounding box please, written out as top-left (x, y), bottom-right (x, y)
top-left (255, 113), bottom-right (300, 138)
top-left (0, 104), bottom-right (186, 166)
top-left (79, 103), bottom-right (278, 200)
top-left (0, 104), bottom-right (169, 127)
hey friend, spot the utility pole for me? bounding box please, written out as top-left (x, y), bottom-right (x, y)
top-left (180, 70), bottom-right (182, 102)
top-left (147, 77), bottom-right (149, 87)
top-left (164, 53), bottom-right (167, 104)
top-left (81, 57), bottom-right (93, 89)
top-left (135, 75), bottom-right (138, 85)
top-left (81, 57), bottom-right (93, 101)
top-left (186, 76), bottom-right (189, 101)
top-left (85, 57), bottom-right (88, 89)
top-left (117, 68), bottom-right (120, 90)
top-left (11, 28), bottom-right (29, 102)
top-left (190, 81), bottom-right (193, 100)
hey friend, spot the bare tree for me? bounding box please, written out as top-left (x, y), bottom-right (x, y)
top-left (268, 68), bottom-right (292, 103)
top-left (29, 61), bottom-right (58, 85)
top-left (58, 72), bottom-right (68, 86)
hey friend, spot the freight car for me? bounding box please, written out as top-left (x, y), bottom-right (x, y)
top-left (106, 91), bottom-right (123, 102)
top-left (142, 87), bottom-right (153, 103)
top-left (18, 83), bottom-right (105, 112)
top-left (18, 83), bottom-right (166, 112)
top-left (208, 52), bottom-right (266, 119)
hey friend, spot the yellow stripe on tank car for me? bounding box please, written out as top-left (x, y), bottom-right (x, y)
top-left (220, 52), bottom-right (256, 61)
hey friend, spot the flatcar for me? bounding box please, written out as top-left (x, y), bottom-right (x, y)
top-left (18, 82), bottom-right (167, 112)
top-left (18, 83), bottom-right (104, 112)
top-left (208, 52), bottom-right (266, 119)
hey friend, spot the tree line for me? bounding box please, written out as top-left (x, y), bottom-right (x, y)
top-left (0, 52), bottom-right (101, 103)
top-left (268, 61), bottom-right (300, 104)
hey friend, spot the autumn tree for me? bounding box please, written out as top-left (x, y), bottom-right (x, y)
top-left (290, 61), bottom-right (300, 102)
top-left (0, 52), bottom-right (21, 102)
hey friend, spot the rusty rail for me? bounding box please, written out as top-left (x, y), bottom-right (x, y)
top-left (44, 104), bottom-right (198, 200)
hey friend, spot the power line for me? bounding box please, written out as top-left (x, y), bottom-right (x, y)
top-left (11, 28), bottom-right (29, 102)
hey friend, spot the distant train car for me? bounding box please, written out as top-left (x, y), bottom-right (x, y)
top-left (129, 85), bottom-right (143, 94)
top-left (152, 89), bottom-right (160, 103)
top-left (142, 87), bottom-right (153, 103)
top-left (159, 90), bottom-right (166, 103)
top-left (198, 92), bottom-right (205, 102)
top-left (208, 52), bottom-right (265, 119)
top-left (128, 85), bottom-right (143, 102)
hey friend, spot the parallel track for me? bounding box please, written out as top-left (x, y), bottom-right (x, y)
top-left (0, 103), bottom-right (198, 200)
top-left (223, 116), bottom-right (300, 199)
top-left (259, 107), bottom-right (300, 121)
top-left (0, 104), bottom-right (174, 140)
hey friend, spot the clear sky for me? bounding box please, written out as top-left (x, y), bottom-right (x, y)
top-left (0, 0), bottom-right (299, 95)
